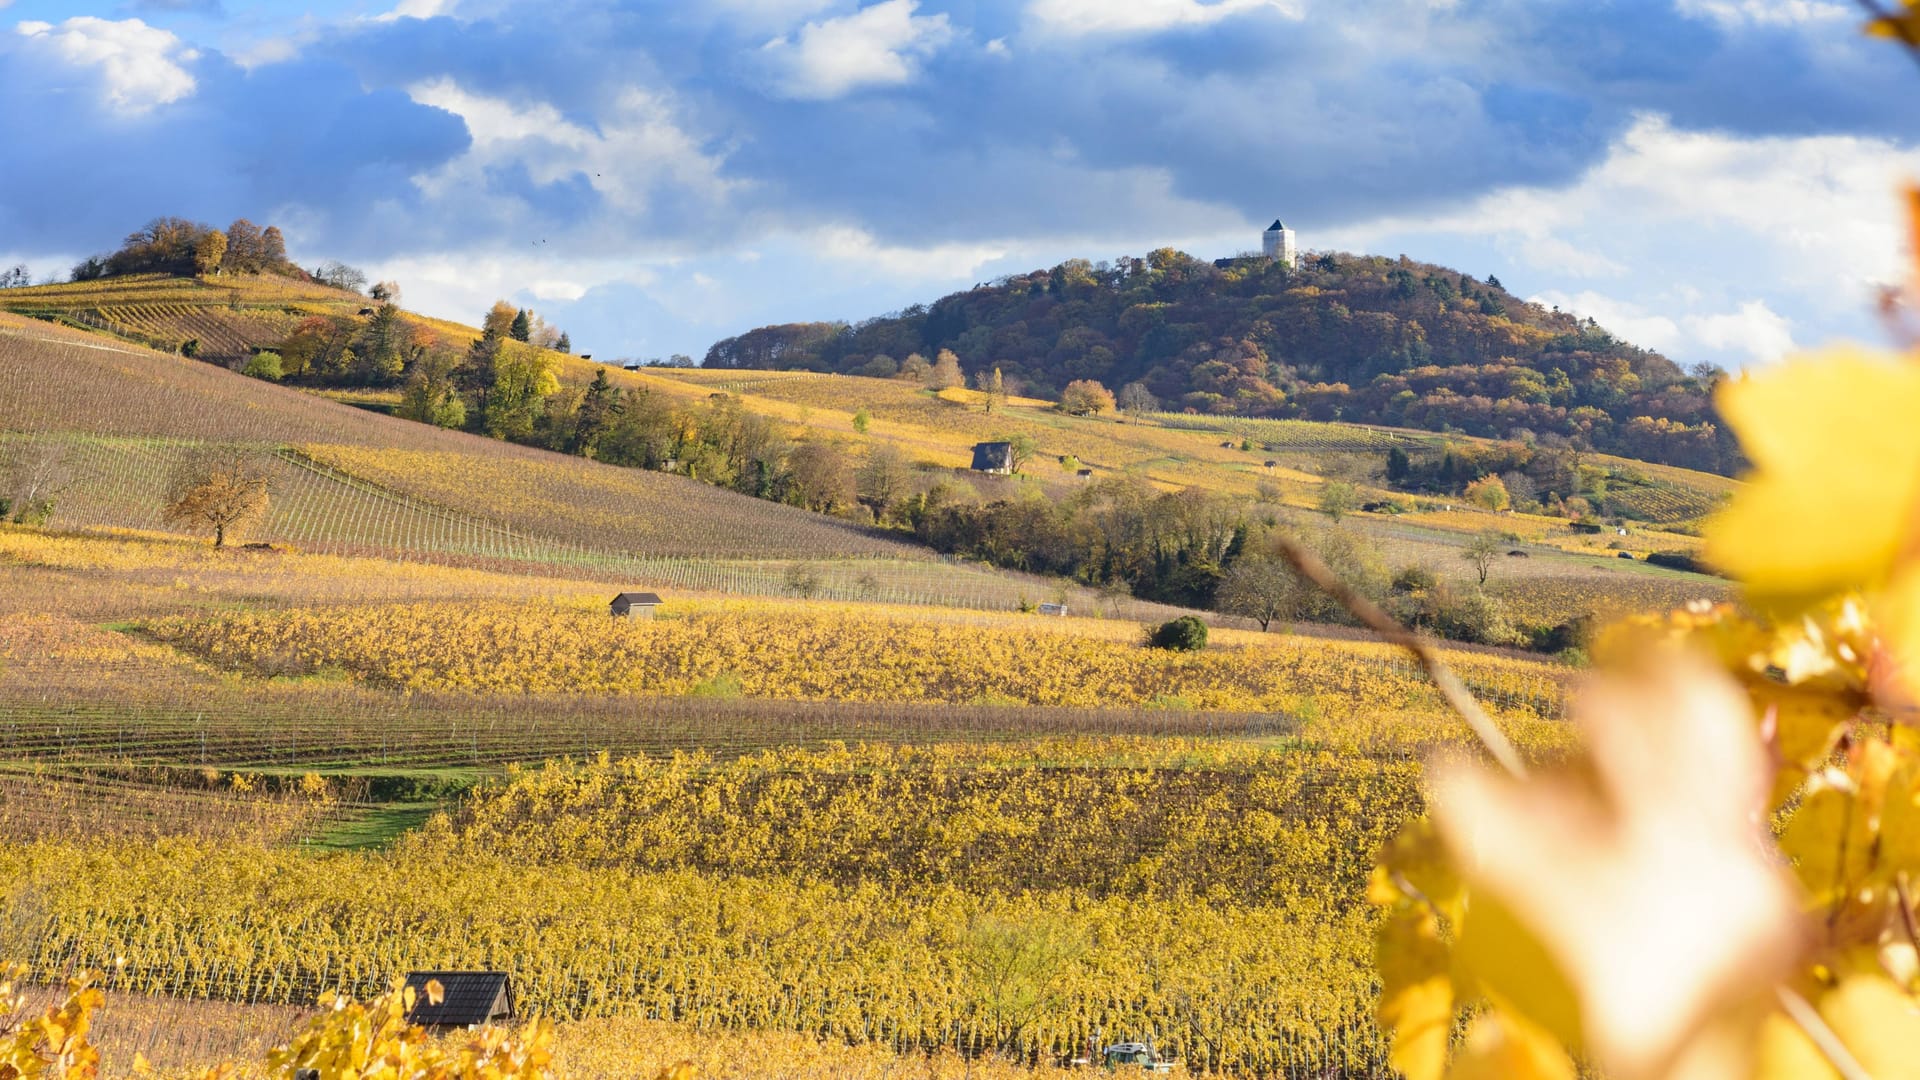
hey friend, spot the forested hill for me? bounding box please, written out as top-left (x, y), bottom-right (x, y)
top-left (704, 249), bottom-right (1739, 475)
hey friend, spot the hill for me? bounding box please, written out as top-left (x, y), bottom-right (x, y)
top-left (701, 249), bottom-right (1739, 475)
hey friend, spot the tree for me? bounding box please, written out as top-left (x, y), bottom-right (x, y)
top-left (260, 226), bottom-right (288, 271)
top-left (1318, 480), bottom-right (1359, 521)
top-left (555, 332), bottom-right (571, 355)
top-left (398, 347), bottom-right (468, 430)
top-left (0, 264), bottom-right (30, 289)
top-left (851, 406), bottom-right (871, 434)
top-left (509, 309), bottom-right (532, 343)
top-left (1117, 381), bottom-right (1159, 415)
top-left (1461, 528), bottom-right (1503, 587)
top-left (785, 441), bottom-right (853, 513)
top-left (2, 442), bottom-right (75, 526)
top-left (1465, 474), bottom-right (1511, 511)
top-left (1216, 554), bottom-right (1297, 631)
top-left (485, 342), bottom-right (559, 440)
top-left (222, 219), bottom-right (264, 274)
top-left (355, 303), bottom-right (411, 384)
top-left (929, 349), bottom-right (965, 390)
top-left (975, 367), bottom-right (1007, 414)
top-left (314, 260), bottom-right (367, 292)
top-left (857, 444), bottom-right (914, 519)
top-left (1385, 446), bottom-right (1412, 484)
top-left (1059, 379), bottom-right (1115, 416)
top-left (999, 432), bottom-right (1038, 474)
top-left (369, 281), bottom-right (402, 304)
top-left (163, 448), bottom-right (270, 547)
top-left (567, 367), bottom-right (620, 456)
top-left (193, 230), bottom-right (227, 276)
top-left (898, 353), bottom-right (932, 382)
top-left (1148, 615), bottom-right (1209, 651)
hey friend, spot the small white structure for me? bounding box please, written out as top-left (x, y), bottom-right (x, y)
top-left (1262, 219), bottom-right (1298, 268)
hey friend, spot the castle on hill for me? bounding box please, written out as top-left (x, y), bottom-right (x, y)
top-left (1214, 218), bottom-right (1299, 271)
top-left (1262, 220), bottom-right (1297, 268)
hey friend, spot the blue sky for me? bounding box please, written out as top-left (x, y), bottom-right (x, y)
top-left (1, 0), bottom-right (1916, 368)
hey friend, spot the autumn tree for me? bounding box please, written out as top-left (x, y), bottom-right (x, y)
top-left (485, 342), bottom-right (559, 440)
top-left (1318, 480), bottom-right (1359, 521)
top-left (2, 442), bottom-right (75, 526)
top-left (929, 349), bottom-right (965, 390)
top-left (567, 367), bottom-right (620, 456)
top-left (857, 444), bottom-right (915, 519)
top-left (355, 303), bottom-right (413, 384)
top-left (223, 219), bottom-right (264, 274)
top-left (193, 230), bottom-right (227, 276)
top-left (785, 441), bottom-right (854, 513)
top-left (397, 346), bottom-right (467, 429)
top-left (898, 353), bottom-right (932, 382)
top-left (1060, 379), bottom-right (1116, 416)
top-left (163, 447), bottom-right (271, 547)
top-left (976, 367), bottom-right (1007, 413)
top-left (260, 226), bottom-right (288, 271)
top-left (1465, 473), bottom-right (1511, 511)
top-left (1461, 528), bottom-right (1503, 586)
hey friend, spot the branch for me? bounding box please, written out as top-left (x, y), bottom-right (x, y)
top-left (1776, 986), bottom-right (1872, 1080)
top-left (1268, 533), bottom-right (1529, 778)
top-left (1855, 0), bottom-right (1920, 70)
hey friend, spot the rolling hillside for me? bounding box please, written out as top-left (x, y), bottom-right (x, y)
top-left (0, 313), bottom-right (1187, 614)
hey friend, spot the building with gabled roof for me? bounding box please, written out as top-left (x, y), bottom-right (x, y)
top-left (610, 591), bottom-right (664, 618)
top-left (402, 971), bottom-right (513, 1029)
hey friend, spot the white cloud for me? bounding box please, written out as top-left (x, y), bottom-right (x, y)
top-left (406, 78), bottom-right (738, 217)
top-left (1024, 0), bottom-right (1300, 36)
top-left (762, 0), bottom-right (953, 100)
top-left (15, 17), bottom-right (198, 113)
top-left (1687, 300), bottom-right (1797, 364)
top-left (810, 224), bottom-right (1009, 281)
top-left (376, 0), bottom-right (459, 21)
top-left (1536, 290), bottom-right (1799, 367)
top-left (1674, 0), bottom-right (1849, 28)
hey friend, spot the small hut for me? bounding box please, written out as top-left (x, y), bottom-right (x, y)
top-left (970, 442), bottom-right (1014, 474)
top-left (402, 971), bottom-right (513, 1029)
top-left (610, 592), bottom-right (664, 618)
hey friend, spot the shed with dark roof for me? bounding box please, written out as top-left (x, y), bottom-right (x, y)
top-left (610, 591), bottom-right (664, 618)
top-left (970, 441), bottom-right (1013, 474)
top-left (402, 971), bottom-right (513, 1029)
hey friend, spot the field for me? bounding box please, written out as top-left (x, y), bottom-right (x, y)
top-left (0, 286), bottom-right (1718, 1078)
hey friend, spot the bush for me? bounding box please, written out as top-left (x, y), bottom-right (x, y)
top-left (1392, 565), bottom-right (1438, 594)
top-left (243, 351), bottom-right (284, 381)
top-left (1148, 615), bottom-right (1209, 651)
top-left (1646, 550), bottom-right (1708, 574)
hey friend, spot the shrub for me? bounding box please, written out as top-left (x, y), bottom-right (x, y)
top-left (243, 350), bottom-right (284, 381)
top-left (1392, 565), bottom-right (1438, 594)
top-left (1148, 615), bottom-right (1209, 651)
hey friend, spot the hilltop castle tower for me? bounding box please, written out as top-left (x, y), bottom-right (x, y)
top-left (1262, 220), bottom-right (1297, 268)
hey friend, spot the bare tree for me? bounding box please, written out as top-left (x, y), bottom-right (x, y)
top-left (2, 441), bottom-right (77, 526)
top-left (1461, 529), bottom-right (1503, 587)
top-left (1215, 554), bottom-right (1298, 631)
top-left (163, 447), bottom-right (271, 547)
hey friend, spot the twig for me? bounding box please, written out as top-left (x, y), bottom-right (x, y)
top-left (1268, 533), bottom-right (1528, 778)
top-left (1776, 986), bottom-right (1873, 1080)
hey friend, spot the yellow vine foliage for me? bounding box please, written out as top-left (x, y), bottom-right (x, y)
top-left (1368, 180), bottom-right (1920, 1075)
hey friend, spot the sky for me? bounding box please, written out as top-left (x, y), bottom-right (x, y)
top-left (0, 0), bottom-right (1916, 369)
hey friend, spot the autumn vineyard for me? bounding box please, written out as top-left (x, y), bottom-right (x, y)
top-left (9, 8), bottom-right (1920, 1073)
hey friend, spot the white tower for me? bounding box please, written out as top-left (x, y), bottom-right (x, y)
top-left (1262, 219), bottom-right (1297, 268)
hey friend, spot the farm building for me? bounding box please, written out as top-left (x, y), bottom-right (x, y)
top-left (610, 591), bottom-right (664, 618)
top-left (971, 441), bottom-right (1014, 474)
top-left (401, 971), bottom-right (513, 1029)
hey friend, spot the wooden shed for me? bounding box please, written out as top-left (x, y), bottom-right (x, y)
top-left (402, 970), bottom-right (513, 1029)
top-left (610, 591), bottom-right (664, 618)
top-left (971, 441), bottom-right (1014, 474)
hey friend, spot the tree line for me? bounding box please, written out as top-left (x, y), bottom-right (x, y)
top-left (701, 249), bottom-right (1740, 475)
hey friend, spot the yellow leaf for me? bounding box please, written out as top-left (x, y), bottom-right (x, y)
top-left (1753, 1008), bottom-right (1840, 1080)
top-left (1445, 1009), bottom-right (1574, 1080)
top-left (1782, 779), bottom-right (1873, 910)
top-left (1450, 892), bottom-right (1584, 1052)
top-left (1705, 349), bottom-right (1920, 599)
top-left (1376, 906), bottom-right (1454, 1080)
top-left (1821, 974), bottom-right (1920, 1079)
top-left (1430, 657), bottom-right (1806, 1079)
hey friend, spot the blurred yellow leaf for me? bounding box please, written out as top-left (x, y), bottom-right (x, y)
top-left (1753, 1007), bottom-right (1839, 1080)
top-left (1445, 1009), bottom-right (1574, 1080)
top-left (1430, 658), bottom-right (1806, 1079)
top-left (1821, 974), bottom-right (1920, 1079)
top-left (1377, 905), bottom-right (1454, 1080)
top-left (1782, 778), bottom-right (1874, 911)
top-left (1706, 349), bottom-right (1920, 599)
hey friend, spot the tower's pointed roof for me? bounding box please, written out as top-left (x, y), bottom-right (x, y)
top-left (1266, 219), bottom-right (1286, 232)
